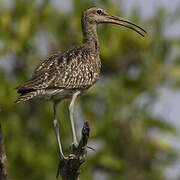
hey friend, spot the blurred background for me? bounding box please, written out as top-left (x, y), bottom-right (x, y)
top-left (0, 0), bottom-right (180, 179)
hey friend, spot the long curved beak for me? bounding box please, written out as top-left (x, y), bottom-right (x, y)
top-left (103, 15), bottom-right (147, 37)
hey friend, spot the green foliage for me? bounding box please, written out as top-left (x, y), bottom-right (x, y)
top-left (0, 0), bottom-right (179, 179)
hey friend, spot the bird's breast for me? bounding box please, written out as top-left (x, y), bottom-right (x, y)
top-left (74, 56), bottom-right (101, 88)
top-left (52, 47), bottom-right (101, 90)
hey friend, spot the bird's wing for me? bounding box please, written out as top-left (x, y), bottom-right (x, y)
top-left (16, 52), bottom-right (62, 90)
top-left (15, 47), bottom-right (84, 91)
top-left (16, 45), bottom-right (98, 91)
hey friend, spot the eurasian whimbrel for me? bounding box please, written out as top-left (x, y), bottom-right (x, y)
top-left (15, 7), bottom-right (146, 160)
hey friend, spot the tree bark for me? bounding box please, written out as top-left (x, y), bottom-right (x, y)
top-left (56, 121), bottom-right (90, 180)
top-left (0, 121), bottom-right (8, 180)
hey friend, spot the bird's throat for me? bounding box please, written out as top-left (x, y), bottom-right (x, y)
top-left (82, 23), bottom-right (99, 52)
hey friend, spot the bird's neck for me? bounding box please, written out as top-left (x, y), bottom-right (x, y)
top-left (82, 22), bottom-right (99, 53)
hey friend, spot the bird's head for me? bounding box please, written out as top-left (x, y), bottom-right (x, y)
top-left (82, 7), bottom-right (147, 37)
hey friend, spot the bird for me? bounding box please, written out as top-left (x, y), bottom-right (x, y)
top-left (15, 7), bottom-right (146, 160)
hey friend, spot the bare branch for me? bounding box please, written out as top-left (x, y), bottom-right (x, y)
top-left (0, 121), bottom-right (8, 180)
top-left (57, 121), bottom-right (90, 180)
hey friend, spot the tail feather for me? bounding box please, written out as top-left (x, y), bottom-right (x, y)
top-left (14, 90), bottom-right (40, 103)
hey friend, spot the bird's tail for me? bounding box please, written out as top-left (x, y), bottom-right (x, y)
top-left (14, 90), bottom-right (42, 103)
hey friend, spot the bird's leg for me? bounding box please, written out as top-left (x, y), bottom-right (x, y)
top-left (53, 102), bottom-right (64, 160)
top-left (69, 91), bottom-right (81, 148)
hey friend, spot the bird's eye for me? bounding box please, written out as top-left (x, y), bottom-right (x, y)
top-left (97, 10), bottom-right (102, 15)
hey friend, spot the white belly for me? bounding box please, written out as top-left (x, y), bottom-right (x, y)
top-left (40, 88), bottom-right (82, 102)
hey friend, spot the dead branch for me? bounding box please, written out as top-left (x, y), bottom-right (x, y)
top-left (0, 121), bottom-right (8, 180)
top-left (56, 121), bottom-right (90, 180)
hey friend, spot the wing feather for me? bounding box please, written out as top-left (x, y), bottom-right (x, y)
top-left (16, 53), bottom-right (61, 90)
top-left (16, 45), bottom-right (100, 92)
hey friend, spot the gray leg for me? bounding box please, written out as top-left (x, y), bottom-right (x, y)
top-left (69, 91), bottom-right (81, 146)
top-left (53, 102), bottom-right (64, 160)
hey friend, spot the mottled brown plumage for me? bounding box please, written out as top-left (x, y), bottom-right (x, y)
top-left (14, 7), bottom-right (146, 170)
top-left (15, 7), bottom-right (146, 104)
top-left (15, 44), bottom-right (101, 103)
